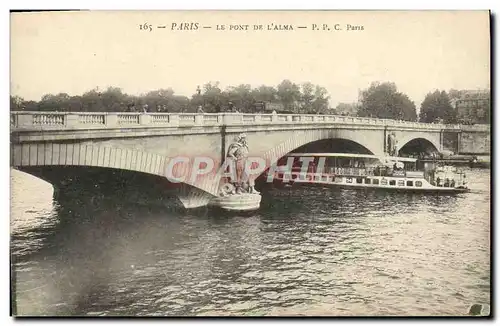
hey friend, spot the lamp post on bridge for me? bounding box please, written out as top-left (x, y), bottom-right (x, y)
top-left (196, 86), bottom-right (205, 113)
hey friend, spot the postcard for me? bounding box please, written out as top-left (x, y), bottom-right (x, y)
top-left (10, 10), bottom-right (491, 317)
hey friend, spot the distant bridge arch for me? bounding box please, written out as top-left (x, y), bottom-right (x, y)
top-left (290, 138), bottom-right (375, 155)
top-left (397, 136), bottom-right (441, 156)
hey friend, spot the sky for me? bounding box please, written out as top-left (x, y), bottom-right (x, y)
top-left (10, 10), bottom-right (490, 108)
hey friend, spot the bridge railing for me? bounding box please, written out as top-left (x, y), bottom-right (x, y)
top-left (10, 111), bottom-right (489, 132)
top-left (458, 124), bottom-right (490, 132)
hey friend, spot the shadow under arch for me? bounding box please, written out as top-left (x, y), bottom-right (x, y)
top-left (398, 137), bottom-right (440, 157)
top-left (289, 138), bottom-right (374, 155)
top-left (15, 165), bottom-right (213, 209)
top-left (254, 137), bottom-right (374, 188)
top-left (10, 142), bottom-right (222, 199)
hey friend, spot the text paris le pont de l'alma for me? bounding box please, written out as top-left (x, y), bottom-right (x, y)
top-left (170, 23), bottom-right (364, 31)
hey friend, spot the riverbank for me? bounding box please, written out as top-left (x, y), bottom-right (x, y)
top-left (419, 155), bottom-right (490, 168)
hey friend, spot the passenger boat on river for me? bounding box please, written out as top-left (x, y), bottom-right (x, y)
top-left (271, 153), bottom-right (469, 193)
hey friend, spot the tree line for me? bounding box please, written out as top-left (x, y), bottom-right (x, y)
top-left (10, 80), bottom-right (490, 124)
top-left (334, 82), bottom-right (490, 124)
top-left (10, 80), bottom-right (330, 115)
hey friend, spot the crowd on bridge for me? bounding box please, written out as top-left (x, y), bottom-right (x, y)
top-left (124, 101), bottom-right (280, 116)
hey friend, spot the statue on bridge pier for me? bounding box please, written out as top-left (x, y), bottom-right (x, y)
top-left (387, 132), bottom-right (399, 157)
top-left (220, 133), bottom-right (258, 196)
top-left (210, 132), bottom-right (262, 211)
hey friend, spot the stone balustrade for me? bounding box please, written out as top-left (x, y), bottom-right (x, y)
top-left (10, 111), bottom-right (489, 133)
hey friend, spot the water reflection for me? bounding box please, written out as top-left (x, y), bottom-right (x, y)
top-left (11, 168), bottom-right (490, 316)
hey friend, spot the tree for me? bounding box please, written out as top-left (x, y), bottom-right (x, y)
top-left (37, 93), bottom-right (72, 111)
top-left (80, 89), bottom-right (104, 112)
top-left (11, 80), bottom-right (334, 115)
top-left (252, 85), bottom-right (277, 103)
top-left (10, 96), bottom-right (23, 111)
top-left (276, 79), bottom-right (301, 112)
top-left (21, 100), bottom-right (38, 111)
top-left (335, 102), bottom-right (358, 116)
top-left (67, 95), bottom-right (84, 111)
top-left (448, 89), bottom-right (463, 101)
top-left (419, 90), bottom-right (456, 123)
top-left (357, 82), bottom-right (417, 121)
top-left (142, 88), bottom-right (183, 112)
top-left (201, 81), bottom-right (224, 113)
top-left (190, 86), bottom-right (205, 112)
top-left (311, 85), bottom-right (330, 114)
top-left (226, 84), bottom-right (254, 112)
top-left (392, 92), bottom-right (417, 121)
top-left (300, 82), bottom-right (315, 112)
top-left (171, 95), bottom-right (190, 112)
top-left (482, 96), bottom-right (491, 124)
top-left (99, 87), bottom-right (127, 112)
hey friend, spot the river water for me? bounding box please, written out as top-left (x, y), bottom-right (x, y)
top-left (10, 168), bottom-right (490, 316)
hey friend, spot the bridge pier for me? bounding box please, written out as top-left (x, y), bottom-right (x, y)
top-left (176, 186), bottom-right (213, 209)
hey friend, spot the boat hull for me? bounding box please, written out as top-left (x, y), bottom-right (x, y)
top-left (268, 154), bottom-right (471, 195)
top-left (280, 181), bottom-right (470, 194)
top-left (208, 193), bottom-right (262, 211)
top-left (271, 172), bottom-right (470, 194)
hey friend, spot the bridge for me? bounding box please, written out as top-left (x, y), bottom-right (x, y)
top-left (10, 111), bottom-right (490, 208)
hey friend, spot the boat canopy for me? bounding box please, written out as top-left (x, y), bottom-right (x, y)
top-left (286, 152), bottom-right (418, 163)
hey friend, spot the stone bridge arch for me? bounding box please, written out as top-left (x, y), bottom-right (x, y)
top-left (390, 130), bottom-right (442, 154)
top-left (396, 136), bottom-right (441, 156)
top-left (242, 128), bottom-right (383, 178)
top-left (290, 137), bottom-right (375, 155)
top-left (11, 142), bottom-right (220, 208)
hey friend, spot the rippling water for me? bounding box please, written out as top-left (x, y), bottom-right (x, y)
top-left (10, 168), bottom-right (490, 316)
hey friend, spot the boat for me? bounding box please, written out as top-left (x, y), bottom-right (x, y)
top-left (469, 155), bottom-right (490, 169)
top-left (208, 182), bottom-right (262, 211)
top-left (270, 153), bottom-right (469, 193)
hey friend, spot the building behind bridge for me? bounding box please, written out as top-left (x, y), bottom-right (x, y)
top-left (450, 90), bottom-right (490, 124)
